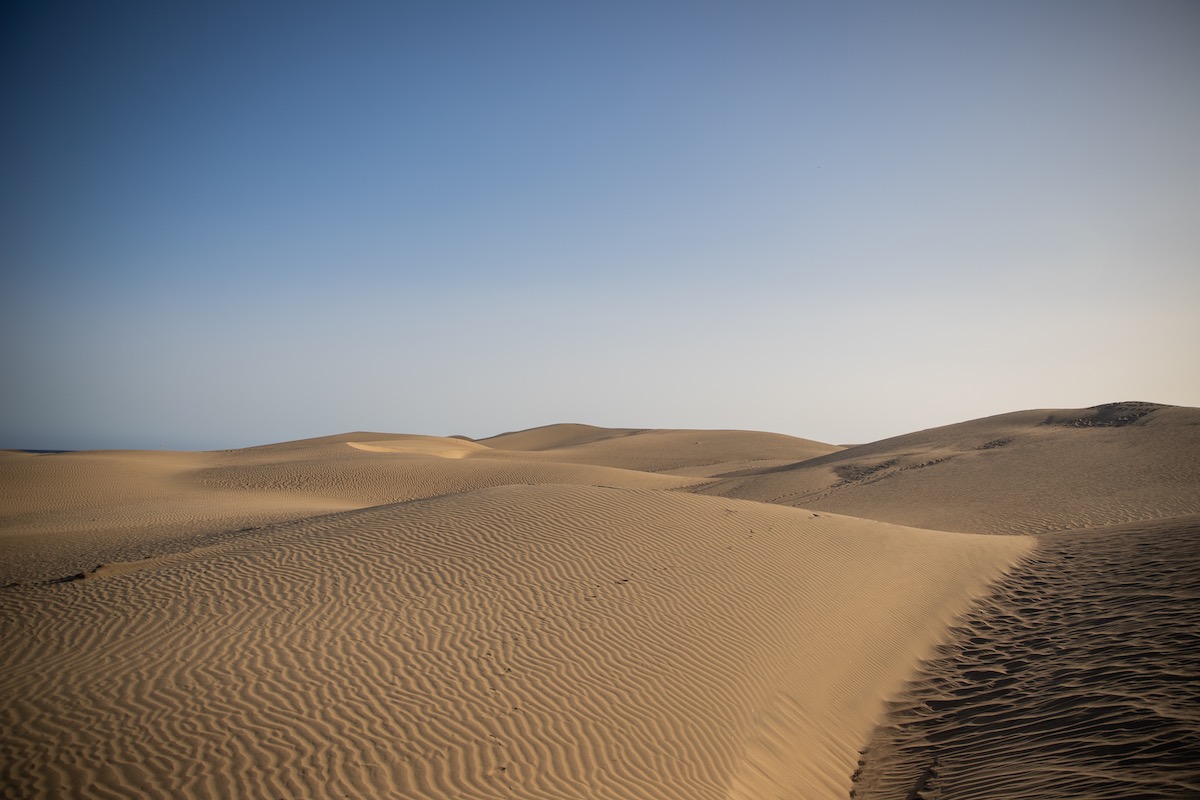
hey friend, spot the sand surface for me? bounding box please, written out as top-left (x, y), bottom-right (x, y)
top-left (1, 402), bottom-right (1197, 798)
top-left (698, 402), bottom-right (1200, 534)
top-left (852, 514), bottom-right (1200, 799)
top-left (0, 433), bottom-right (706, 587)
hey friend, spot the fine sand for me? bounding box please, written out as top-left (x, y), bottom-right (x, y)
top-left (1, 402), bottom-right (1197, 798)
top-left (851, 514), bottom-right (1200, 799)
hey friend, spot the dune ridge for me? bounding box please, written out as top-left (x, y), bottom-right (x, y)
top-left (476, 425), bottom-right (842, 475)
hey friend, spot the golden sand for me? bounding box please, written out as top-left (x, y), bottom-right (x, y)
top-left (2, 402), bottom-right (1196, 798)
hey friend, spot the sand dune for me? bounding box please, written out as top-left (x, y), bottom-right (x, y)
top-left (0, 485), bottom-right (1027, 799)
top-left (2, 403), bottom-right (1197, 799)
top-left (0, 437), bottom-right (701, 586)
top-left (476, 423), bottom-right (639, 451)
top-left (478, 424), bottom-right (842, 476)
top-left (698, 402), bottom-right (1200, 534)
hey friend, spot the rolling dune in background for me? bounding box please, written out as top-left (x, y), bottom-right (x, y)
top-left (0, 434), bottom-right (703, 587)
top-left (2, 402), bottom-right (1197, 799)
top-left (697, 402), bottom-right (1200, 534)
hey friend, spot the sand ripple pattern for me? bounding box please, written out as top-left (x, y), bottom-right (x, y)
top-left (0, 485), bottom-right (1024, 800)
top-left (0, 447), bottom-right (699, 586)
top-left (851, 515), bottom-right (1200, 799)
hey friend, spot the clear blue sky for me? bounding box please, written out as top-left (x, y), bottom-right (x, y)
top-left (3, 1), bottom-right (1198, 450)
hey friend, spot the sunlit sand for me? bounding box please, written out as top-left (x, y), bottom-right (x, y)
top-left (2, 402), bottom-right (1197, 798)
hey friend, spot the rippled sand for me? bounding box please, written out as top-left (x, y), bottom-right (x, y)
top-left (852, 515), bottom-right (1200, 799)
top-left (2, 403), bottom-right (1197, 798)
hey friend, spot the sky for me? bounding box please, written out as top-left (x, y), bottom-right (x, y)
top-left (2, 0), bottom-right (1198, 450)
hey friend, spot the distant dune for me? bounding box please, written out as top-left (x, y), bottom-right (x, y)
top-left (476, 424), bottom-right (842, 475)
top-left (2, 403), bottom-right (1197, 798)
top-left (0, 434), bottom-right (703, 587)
top-left (698, 401), bottom-right (1200, 534)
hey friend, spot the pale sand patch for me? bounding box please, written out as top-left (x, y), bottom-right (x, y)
top-left (0, 485), bottom-right (1029, 800)
top-left (345, 434), bottom-right (491, 457)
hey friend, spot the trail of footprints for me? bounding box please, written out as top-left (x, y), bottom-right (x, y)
top-left (851, 515), bottom-right (1200, 800)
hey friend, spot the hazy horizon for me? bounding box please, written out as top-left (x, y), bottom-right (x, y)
top-left (0, 399), bottom-right (1192, 454)
top-left (3, 1), bottom-right (1198, 452)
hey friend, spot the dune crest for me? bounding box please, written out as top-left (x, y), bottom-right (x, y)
top-left (478, 424), bottom-right (842, 475)
top-left (345, 435), bottom-right (488, 457)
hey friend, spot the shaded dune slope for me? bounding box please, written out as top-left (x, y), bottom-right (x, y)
top-left (852, 513), bottom-right (1200, 800)
top-left (0, 485), bottom-right (1028, 800)
top-left (696, 403), bottom-right (1200, 534)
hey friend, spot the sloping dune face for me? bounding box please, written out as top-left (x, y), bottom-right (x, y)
top-left (0, 436), bottom-right (701, 586)
top-left (0, 485), bottom-right (1028, 799)
top-left (853, 514), bottom-right (1200, 799)
top-left (478, 424), bottom-right (843, 476)
top-left (699, 403), bottom-right (1200, 534)
top-left (475, 423), bottom-right (640, 451)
